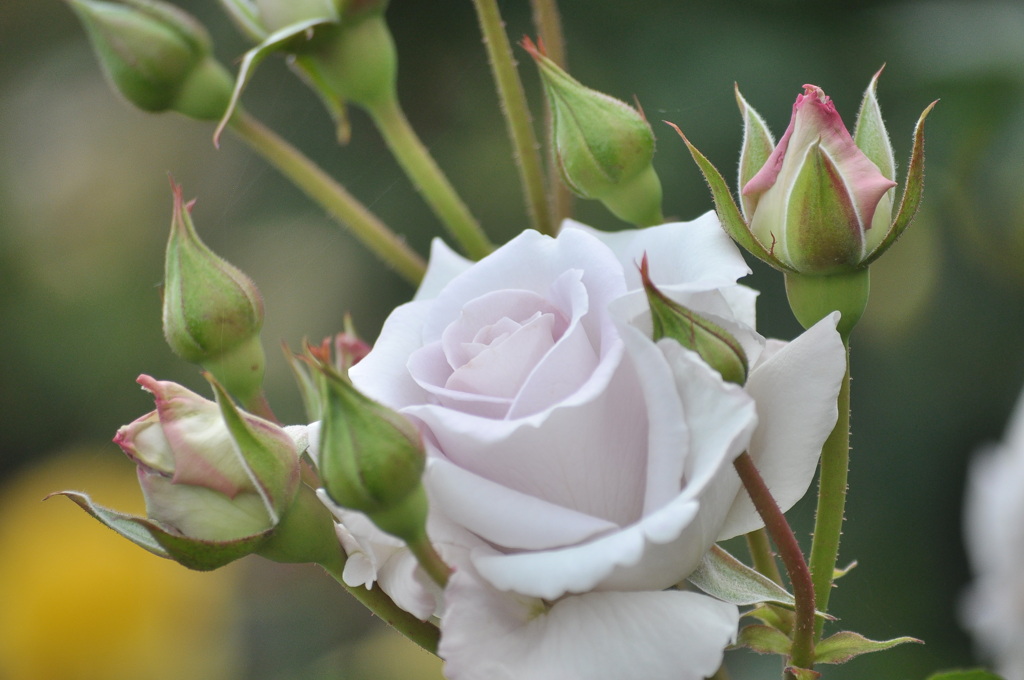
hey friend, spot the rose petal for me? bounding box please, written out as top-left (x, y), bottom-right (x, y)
top-left (565, 212), bottom-right (750, 294)
top-left (348, 300), bottom-right (432, 409)
top-left (717, 311), bottom-right (845, 539)
top-left (440, 565), bottom-right (739, 680)
top-left (426, 457), bottom-right (620, 551)
top-left (414, 238), bottom-right (474, 302)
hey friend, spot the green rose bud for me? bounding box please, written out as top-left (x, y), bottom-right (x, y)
top-left (641, 255), bottom-right (748, 385)
top-left (312, 354), bottom-right (428, 545)
top-left (523, 37), bottom-right (664, 227)
top-left (162, 180), bottom-right (266, 402)
top-left (67, 0), bottom-right (233, 120)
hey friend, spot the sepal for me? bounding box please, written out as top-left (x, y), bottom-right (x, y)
top-left (814, 630), bottom-right (922, 665)
top-left (736, 85), bottom-right (776, 220)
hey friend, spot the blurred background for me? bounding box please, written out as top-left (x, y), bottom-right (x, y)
top-left (1, 0), bottom-right (1023, 678)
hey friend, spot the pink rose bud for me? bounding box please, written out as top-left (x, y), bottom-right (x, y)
top-left (741, 84), bottom-right (896, 274)
top-left (523, 37), bottom-right (664, 227)
top-left (162, 180), bottom-right (267, 402)
top-left (676, 70), bottom-right (935, 336)
top-left (115, 375), bottom-right (299, 543)
top-left (67, 0), bottom-right (233, 120)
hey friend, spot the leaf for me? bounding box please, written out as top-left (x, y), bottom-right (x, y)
top-left (743, 604), bottom-right (793, 632)
top-left (926, 671), bottom-right (1005, 680)
top-left (785, 666), bottom-right (821, 680)
top-left (688, 545), bottom-right (796, 607)
top-left (213, 18), bottom-right (335, 146)
top-left (50, 491), bottom-right (270, 571)
top-left (814, 630), bottom-right (923, 665)
top-left (833, 560), bottom-right (858, 580)
top-left (736, 624), bottom-right (791, 656)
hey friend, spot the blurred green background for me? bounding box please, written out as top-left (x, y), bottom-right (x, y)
top-left (2, 0), bottom-right (1023, 678)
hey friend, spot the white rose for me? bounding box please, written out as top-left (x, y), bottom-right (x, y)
top-left (324, 213), bottom-right (845, 680)
top-left (963, 388), bottom-right (1024, 680)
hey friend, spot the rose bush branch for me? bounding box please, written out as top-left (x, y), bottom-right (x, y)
top-left (227, 111), bottom-right (427, 284)
top-left (733, 452), bottom-right (817, 676)
top-left (471, 0), bottom-right (555, 236)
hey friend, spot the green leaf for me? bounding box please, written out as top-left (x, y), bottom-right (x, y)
top-left (688, 545), bottom-right (795, 607)
top-left (50, 491), bottom-right (269, 570)
top-left (833, 560), bottom-right (858, 580)
top-left (736, 624), bottom-right (791, 656)
top-left (861, 100), bottom-right (937, 267)
top-left (925, 670), bottom-right (1005, 680)
top-left (667, 122), bottom-right (793, 273)
top-left (814, 630), bottom-right (923, 665)
top-left (785, 666), bottom-right (821, 680)
top-left (735, 84), bottom-right (776, 220)
top-left (213, 18), bottom-right (335, 146)
top-left (743, 604), bottom-right (793, 632)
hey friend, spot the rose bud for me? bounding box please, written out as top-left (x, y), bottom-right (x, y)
top-left (523, 37), bottom-right (664, 227)
top-left (640, 254), bottom-right (748, 385)
top-left (285, 318), bottom-right (371, 422)
top-left (312, 356), bottom-right (429, 545)
top-left (66, 0), bottom-right (233, 120)
top-left (675, 70), bottom-right (935, 337)
top-left (52, 375), bottom-right (311, 570)
top-left (162, 180), bottom-right (267, 403)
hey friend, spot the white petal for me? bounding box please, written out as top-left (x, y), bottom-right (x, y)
top-left (440, 566), bottom-right (739, 680)
top-left (426, 457), bottom-right (619, 551)
top-left (472, 494), bottom-right (699, 599)
top-left (718, 312), bottom-right (846, 539)
top-left (348, 300), bottom-right (432, 409)
top-left (414, 238), bottom-right (474, 302)
top-left (565, 212), bottom-right (750, 294)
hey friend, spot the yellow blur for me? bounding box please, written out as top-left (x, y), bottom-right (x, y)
top-left (0, 449), bottom-right (241, 680)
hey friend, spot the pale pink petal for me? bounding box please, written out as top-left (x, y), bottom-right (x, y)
top-left (426, 457), bottom-right (619, 550)
top-left (718, 312), bottom-right (845, 539)
top-left (440, 566), bottom-right (738, 680)
top-left (565, 212), bottom-right (750, 294)
top-left (414, 238), bottom-right (474, 302)
top-left (472, 494), bottom-right (699, 598)
top-left (406, 348), bottom-right (646, 529)
top-left (348, 300), bottom-right (433, 409)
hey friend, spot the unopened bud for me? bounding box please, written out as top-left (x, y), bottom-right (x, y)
top-left (524, 37), bottom-right (663, 226)
top-left (641, 255), bottom-right (748, 385)
top-left (67, 0), bottom-right (233, 120)
top-left (162, 180), bottom-right (266, 401)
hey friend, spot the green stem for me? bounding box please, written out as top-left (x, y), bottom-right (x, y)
top-left (808, 339), bottom-right (851, 641)
top-left (408, 535), bottom-right (452, 589)
top-left (226, 111), bottom-right (426, 285)
top-left (733, 452), bottom-right (815, 676)
top-left (745, 527), bottom-right (784, 587)
top-left (367, 97), bottom-right (493, 259)
top-left (529, 0), bottom-right (573, 226)
top-left (321, 552), bottom-right (441, 654)
top-left (471, 0), bottom-right (555, 236)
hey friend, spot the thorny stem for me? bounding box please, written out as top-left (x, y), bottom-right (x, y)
top-left (227, 111), bottom-right (426, 285)
top-left (471, 0), bottom-right (555, 236)
top-left (733, 452), bottom-right (816, 677)
top-left (808, 339), bottom-right (852, 640)
top-left (529, 0), bottom-right (573, 225)
top-left (321, 549), bottom-right (441, 655)
top-left (367, 97), bottom-right (494, 260)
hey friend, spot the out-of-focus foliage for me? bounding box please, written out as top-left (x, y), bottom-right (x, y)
top-left (2, 1), bottom-right (1023, 678)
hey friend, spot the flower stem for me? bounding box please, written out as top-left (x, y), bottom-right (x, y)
top-left (366, 97), bottom-right (493, 260)
top-left (226, 111), bottom-right (426, 285)
top-left (745, 527), bottom-right (784, 587)
top-left (733, 452), bottom-right (815, 675)
top-left (529, 0), bottom-right (573, 225)
top-left (471, 0), bottom-right (555, 236)
top-left (408, 535), bottom-right (452, 589)
top-left (320, 550), bottom-right (441, 654)
top-left (808, 339), bottom-right (851, 640)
